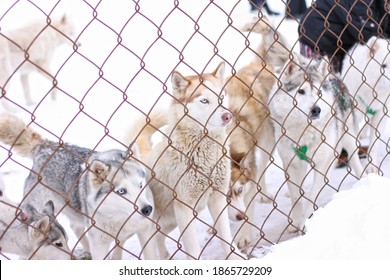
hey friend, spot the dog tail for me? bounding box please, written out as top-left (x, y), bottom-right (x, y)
top-left (0, 114), bottom-right (45, 158)
top-left (241, 16), bottom-right (290, 71)
top-left (126, 108), bottom-right (168, 159)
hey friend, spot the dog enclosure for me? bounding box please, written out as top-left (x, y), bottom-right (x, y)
top-left (0, 0), bottom-right (389, 260)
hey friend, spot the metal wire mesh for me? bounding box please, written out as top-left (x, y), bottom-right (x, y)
top-left (0, 0), bottom-right (389, 260)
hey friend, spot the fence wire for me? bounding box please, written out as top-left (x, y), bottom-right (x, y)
top-left (0, 0), bottom-right (389, 260)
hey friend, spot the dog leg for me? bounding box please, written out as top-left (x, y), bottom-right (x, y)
top-left (83, 227), bottom-right (111, 260)
top-left (208, 192), bottom-right (245, 259)
top-left (111, 244), bottom-right (124, 260)
top-left (234, 182), bottom-right (257, 249)
top-left (257, 119), bottom-right (275, 202)
top-left (138, 225), bottom-right (157, 260)
top-left (366, 114), bottom-right (384, 174)
top-left (303, 157), bottom-right (333, 226)
top-left (69, 222), bottom-right (91, 256)
top-left (174, 202), bottom-right (201, 259)
top-left (343, 142), bottom-right (365, 178)
top-left (156, 232), bottom-right (171, 259)
top-left (284, 160), bottom-right (307, 232)
top-left (20, 74), bottom-right (34, 105)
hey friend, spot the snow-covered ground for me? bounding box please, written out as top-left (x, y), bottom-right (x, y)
top-left (1, 0), bottom-right (389, 260)
top-left (264, 174), bottom-right (390, 259)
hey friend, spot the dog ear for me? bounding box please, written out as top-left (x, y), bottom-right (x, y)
top-left (212, 61), bottom-right (226, 81)
top-left (367, 36), bottom-right (379, 56)
top-left (89, 160), bottom-right (110, 185)
top-left (318, 57), bottom-right (330, 77)
top-left (29, 216), bottom-right (51, 240)
top-left (172, 71), bottom-right (190, 94)
top-left (283, 57), bottom-right (300, 76)
top-left (61, 14), bottom-right (67, 24)
top-left (129, 143), bottom-right (140, 159)
top-left (42, 200), bottom-right (55, 217)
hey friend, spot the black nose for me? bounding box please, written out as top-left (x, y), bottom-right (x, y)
top-left (141, 205), bottom-right (153, 217)
top-left (310, 106), bottom-right (321, 119)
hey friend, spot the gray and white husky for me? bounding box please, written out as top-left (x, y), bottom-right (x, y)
top-left (1, 182), bottom-right (71, 259)
top-left (0, 114), bottom-right (155, 259)
top-left (269, 57), bottom-right (365, 232)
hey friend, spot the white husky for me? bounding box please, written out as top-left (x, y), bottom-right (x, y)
top-left (0, 15), bottom-right (77, 106)
top-left (269, 57), bottom-right (365, 232)
top-left (341, 36), bottom-right (390, 173)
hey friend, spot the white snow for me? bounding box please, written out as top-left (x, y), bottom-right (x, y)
top-left (264, 174), bottom-right (390, 259)
top-left (0, 0), bottom-right (389, 260)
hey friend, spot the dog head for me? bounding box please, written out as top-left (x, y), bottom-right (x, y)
top-left (270, 56), bottom-right (334, 126)
top-left (171, 62), bottom-right (232, 131)
top-left (227, 162), bottom-right (250, 222)
top-left (86, 147), bottom-right (154, 224)
top-left (52, 15), bottom-right (79, 46)
top-left (24, 201), bottom-right (71, 260)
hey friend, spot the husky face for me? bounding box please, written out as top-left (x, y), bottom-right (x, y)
top-left (171, 62), bottom-right (232, 130)
top-left (271, 58), bottom-right (334, 127)
top-left (86, 149), bottom-right (153, 222)
top-left (52, 15), bottom-right (78, 43)
top-left (25, 201), bottom-right (71, 260)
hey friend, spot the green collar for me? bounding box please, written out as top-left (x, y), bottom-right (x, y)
top-left (293, 145), bottom-right (310, 162)
top-left (358, 95), bottom-right (377, 116)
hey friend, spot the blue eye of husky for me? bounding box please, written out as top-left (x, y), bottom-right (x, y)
top-left (117, 188), bottom-right (127, 195)
top-left (297, 89), bottom-right (305, 95)
top-left (200, 98), bottom-right (209, 104)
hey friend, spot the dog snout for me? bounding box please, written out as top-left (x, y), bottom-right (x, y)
top-left (140, 205), bottom-right (153, 217)
top-left (222, 112), bottom-right (232, 124)
top-left (310, 106), bottom-right (321, 119)
top-left (236, 212), bottom-right (246, 221)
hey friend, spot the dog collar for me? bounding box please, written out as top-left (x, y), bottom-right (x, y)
top-left (293, 145), bottom-right (310, 162)
top-left (358, 95), bottom-right (377, 116)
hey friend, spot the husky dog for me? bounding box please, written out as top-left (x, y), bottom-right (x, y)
top-left (241, 16), bottom-right (291, 71)
top-left (224, 62), bottom-right (276, 247)
top-left (269, 57), bottom-right (365, 232)
top-left (222, 17), bottom-right (290, 248)
top-left (0, 114), bottom-right (155, 259)
top-left (341, 36), bottom-right (390, 173)
top-left (134, 63), bottom-right (244, 259)
top-left (0, 15), bottom-right (77, 106)
top-left (1, 183), bottom-right (71, 259)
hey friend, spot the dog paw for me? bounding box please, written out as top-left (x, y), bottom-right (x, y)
top-left (227, 251), bottom-right (247, 260)
top-left (236, 235), bottom-right (251, 249)
top-left (74, 249), bottom-right (92, 260)
top-left (260, 194), bottom-right (273, 203)
top-left (366, 165), bottom-right (380, 174)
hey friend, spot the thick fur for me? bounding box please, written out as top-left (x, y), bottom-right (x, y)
top-left (0, 16), bottom-right (76, 106)
top-left (0, 114), bottom-right (155, 259)
top-left (222, 16), bottom-right (290, 248)
top-left (0, 184), bottom-right (71, 260)
top-left (269, 57), bottom-right (365, 232)
top-left (224, 61), bottom-right (276, 248)
top-left (341, 36), bottom-right (390, 173)
top-left (241, 16), bottom-right (290, 71)
top-left (137, 63), bottom-right (244, 259)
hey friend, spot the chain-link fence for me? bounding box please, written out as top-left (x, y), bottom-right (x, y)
top-left (0, 0), bottom-right (389, 260)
